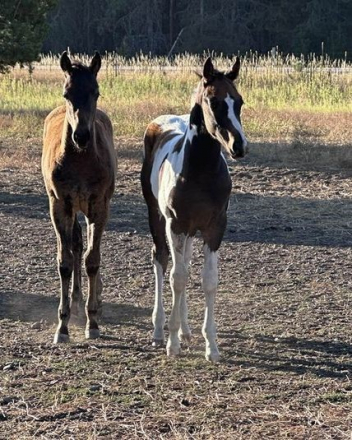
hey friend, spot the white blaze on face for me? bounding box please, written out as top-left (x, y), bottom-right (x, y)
top-left (224, 95), bottom-right (247, 148)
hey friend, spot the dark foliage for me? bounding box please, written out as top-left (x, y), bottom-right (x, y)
top-left (43, 0), bottom-right (352, 58)
top-left (0, 0), bottom-right (57, 72)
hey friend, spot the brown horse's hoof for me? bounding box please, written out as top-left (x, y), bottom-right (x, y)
top-left (53, 333), bottom-right (70, 344)
top-left (85, 328), bottom-right (100, 339)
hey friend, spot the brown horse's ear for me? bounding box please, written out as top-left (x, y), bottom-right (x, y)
top-left (203, 57), bottom-right (215, 82)
top-left (226, 57), bottom-right (241, 81)
top-left (89, 51), bottom-right (101, 77)
top-left (60, 51), bottom-right (72, 74)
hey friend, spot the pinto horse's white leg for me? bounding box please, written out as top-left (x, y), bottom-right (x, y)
top-left (179, 236), bottom-right (193, 343)
top-left (152, 258), bottom-right (166, 345)
top-left (202, 244), bottom-right (220, 362)
top-left (166, 220), bottom-right (188, 356)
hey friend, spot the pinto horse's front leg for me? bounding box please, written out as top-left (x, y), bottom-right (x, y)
top-left (202, 244), bottom-right (220, 362)
top-left (84, 202), bottom-right (108, 339)
top-left (50, 197), bottom-right (75, 343)
top-left (178, 236), bottom-right (193, 343)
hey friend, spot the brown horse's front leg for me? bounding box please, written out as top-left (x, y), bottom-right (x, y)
top-left (50, 198), bottom-right (75, 343)
top-left (84, 204), bottom-right (108, 339)
top-left (71, 215), bottom-right (84, 317)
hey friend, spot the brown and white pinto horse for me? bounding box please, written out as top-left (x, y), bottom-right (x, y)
top-left (141, 57), bottom-right (247, 361)
top-left (42, 52), bottom-right (117, 343)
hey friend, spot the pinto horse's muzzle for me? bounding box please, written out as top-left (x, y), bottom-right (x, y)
top-left (231, 135), bottom-right (248, 159)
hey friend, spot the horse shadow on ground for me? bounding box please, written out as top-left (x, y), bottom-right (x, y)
top-left (2, 185), bottom-right (352, 248)
top-left (0, 290), bottom-right (151, 332)
top-left (227, 192), bottom-right (352, 247)
top-left (0, 192), bottom-right (49, 220)
top-left (218, 330), bottom-right (352, 379)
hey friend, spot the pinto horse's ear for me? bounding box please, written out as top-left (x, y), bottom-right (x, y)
top-left (226, 57), bottom-right (241, 81)
top-left (89, 51), bottom-right (102, 77)
top-left (203, 57), bottom-right (215, 82)
top-left (60, 51), bottom-right (72, 74)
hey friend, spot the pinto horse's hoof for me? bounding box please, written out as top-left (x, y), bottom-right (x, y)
top-left (53, 333), bottom-right (70, 344)
top-left (205, 350), bottom-right (220, 363)
top-left (85, 328), bottom-right (100, 339)
top-left (166, 345), bottom-right (181, 357)
top-left (152, 338), bottom-right (164, 347)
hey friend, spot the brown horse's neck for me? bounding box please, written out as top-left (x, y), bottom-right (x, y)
top-left (61, 113), bottom-right (97, 155)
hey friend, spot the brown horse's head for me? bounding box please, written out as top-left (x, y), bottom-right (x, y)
top-left (194, 57), bottom-right (247, 159)
top-left (60, 51), bottom-right (101, 150)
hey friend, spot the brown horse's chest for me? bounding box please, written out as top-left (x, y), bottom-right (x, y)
top-left (50, 154), bottom-right (114, 212)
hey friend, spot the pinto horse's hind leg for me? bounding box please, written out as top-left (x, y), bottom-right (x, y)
top-left (149, 205), bottom-right (169, 346)
top-left (70, 215), bottom-right (84, 317)
top-left (84, 202), bottom-right (108, 339)
top-left (166, 219), bottom-right (189, 356)
top-left (50, 197), bottom-right (75, 344)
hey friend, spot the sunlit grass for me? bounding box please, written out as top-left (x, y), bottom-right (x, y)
top-left (1, 52), bottom-right (352, 142)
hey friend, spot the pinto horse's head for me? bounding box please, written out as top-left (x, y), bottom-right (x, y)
top-left (60, 51), bottom-right (101, 150)
top-left (195, 57), bottom-right (247, 159)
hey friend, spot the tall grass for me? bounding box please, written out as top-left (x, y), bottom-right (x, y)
top-left (1, 52), bottom-right (352, 141)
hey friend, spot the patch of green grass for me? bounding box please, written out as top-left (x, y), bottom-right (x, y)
top-left (1, 53), bottom-right (352, 144)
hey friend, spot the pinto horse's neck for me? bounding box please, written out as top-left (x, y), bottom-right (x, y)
top-left (185, 102), bottom-right (223, 173)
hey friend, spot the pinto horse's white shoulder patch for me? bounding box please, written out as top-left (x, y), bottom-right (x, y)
top-left (150, 114), bottom-right (197, 217)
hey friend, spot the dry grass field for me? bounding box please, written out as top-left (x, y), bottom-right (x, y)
top-left (1, 55), bottom-right (352, 439)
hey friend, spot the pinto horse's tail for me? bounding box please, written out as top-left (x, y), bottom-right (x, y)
top-left (143, 122), bottom-right (162, 162)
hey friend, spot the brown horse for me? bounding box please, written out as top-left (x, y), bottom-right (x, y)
top-left (42, 52), bottom-right (117, 343)
top-left (141, 57), bottom-right (247, 361)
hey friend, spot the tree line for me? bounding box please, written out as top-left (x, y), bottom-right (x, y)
top-left (43, 0), bottom-right (352, 58)
top-left (1, 0), bottom-right (352, 72)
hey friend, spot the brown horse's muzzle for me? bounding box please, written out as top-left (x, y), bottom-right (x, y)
top-left (73, 128), bottom-right (91, 149)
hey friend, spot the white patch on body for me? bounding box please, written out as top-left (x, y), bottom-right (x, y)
top-left (224, 95), bottom-right (247, 148)
top-left (149, 114), bottom-right (197, 218)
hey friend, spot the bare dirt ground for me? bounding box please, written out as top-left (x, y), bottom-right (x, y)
top-left (1, 136), bottom-right (352, 439)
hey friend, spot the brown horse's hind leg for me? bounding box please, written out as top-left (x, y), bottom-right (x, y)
top-left (71, 215), bottom-right (84, 317)
top-left (50, 197), bottom-right (75, 343)
top-left (84, 201), bottom-right (108, 339)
